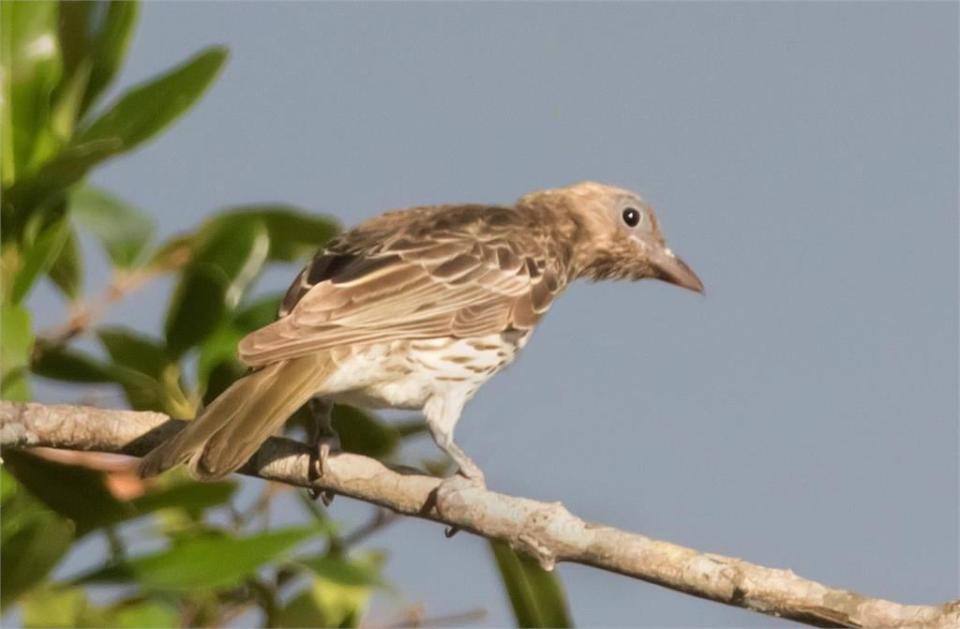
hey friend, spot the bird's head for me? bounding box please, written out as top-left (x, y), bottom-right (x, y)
top-left (520, 181), bottom-right (703, 292)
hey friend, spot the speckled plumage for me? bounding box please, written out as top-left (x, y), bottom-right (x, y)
top-left (139, 182), bottom-right (702, 483)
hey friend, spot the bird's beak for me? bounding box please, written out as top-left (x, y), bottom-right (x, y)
top-left (651, 248), bottom-right (704, 294)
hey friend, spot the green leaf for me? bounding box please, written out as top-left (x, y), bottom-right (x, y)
top-left (333, 405), bottom-right (401, 459)
top-left (31, 343), bottom-right (117, 383)
top-left (77, 527), bottom-right (314, 591)
top-left (69, 185), bottom-right (154, 268)
top-left (74, 45), bottom-right (227, 154)
top-left (300, 554), bottom-right (386, 588)
top-left (78, 0), bottom-right (141, 118)
top-left (47, 225), bottom-right (83, 298)
top-left (195, 292), bottom-right (282, 396)
top-left (1, 468), bottom-right (16, 503)
top-left (10, 216), bottom-right (69, 303)
top-left (21, 586), bottom-right (93, 628)
top-left (171, 206), bottom-right (334, 374)
top-left (146, 203), bottom-right (334, 288)
top-left (276, 585), bottom-right (327, 629)
top-left (97, 326), bottom-right (166, 379)
top-left (3, 450), bottom-right (130, 537)
top-left (1, 303), bottom-right (33, 400)
top-left (49, 54), bottom-right (90, 144)
top-left (234, 292), bottom-right (283, 330)
top-left (31, 342), bottom-right (168, 412)
top-left (1, 516), bottom-right (74, 608)
top-left (56, 1), bottom-right (94, 91)
top-left (130, 480), bottom-right (237, 519)
top-left (57, 1), bottom-right (140, 120)
top-left (279, 553), bottom-right (385, 628)
top-left (5, 451), bottom-right (233, 532)
top-left (195, 322), bottom-right (243, 394)
top-left (4, 46), bottom-right (227, 214)
top-left (490, 540), bottom-right (573, 628)
top-left (102, 600), bottom-right (178, 629)
top-left (104, 600), bottom-right (180, 629)
top-left (21, 586), bottom-right (176, 628)
top-left (0, 471), bottom-right (75, 608)
top-left (165, 217), bottom-right (269, 356)
top-left (2, 141), bottom-right (111, 229)
top-left (146, 233), bottom-right (193, 272)
top-left (1, 470), bottom-right (26, 542)
top-left (216, 206), bottom-right (339, 262)
top-left (0, 0), bottom-right (63, 185)
top-left (200, 359), bottom-right (245, 404)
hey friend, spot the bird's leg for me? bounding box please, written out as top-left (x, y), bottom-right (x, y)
top-left (434, 434), bottom-right (486, 485)
top-left (424, 395), bottom-right (485, 486)
top-left (427, 424), bottom-right (485, 539)
top-left (308, 398), bottom-right (340, 476)
top-left (423, 395), bottom-right (484, 536)
top-left (307, 398), bottom-right (339, 505)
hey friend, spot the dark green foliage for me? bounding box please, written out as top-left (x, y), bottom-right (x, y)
top-left (4, 450), bottom-right (130, 538)
top-left (97, 327), bottom-right (167, 379)
top-left (0, 304), bottom-right (33, 400)
top-left (76, 528), bottom-right (316, 591)
top-left (69, 186), bottom-right (154, 269)
top-left (46, 226), bottom-right (82, 298)
top-left (1, 470), bottom-right (75, 609)
top-left (73, 46), bottom-right (226, 152)
top-left (490, 541), bottom-right (573, 628)
top-left (165, 217), bottom-right (270, 357)
top-left (9, 217), bottom-right (70, 304)
top-left (1, 2), bottom-right (573, 626)
top-left (333, 405), bottom-right (403, 460)
top-left (129, 480), bottom-right (237, 519)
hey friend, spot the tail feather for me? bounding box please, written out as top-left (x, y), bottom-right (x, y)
top-left (139, 354), bottom-right (333, 479)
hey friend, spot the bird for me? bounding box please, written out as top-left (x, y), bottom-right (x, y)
top-left (138, 181), bottom-right (703, 491)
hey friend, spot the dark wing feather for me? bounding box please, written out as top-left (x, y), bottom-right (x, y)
top-left (241, 205), bottom-right (565, 366)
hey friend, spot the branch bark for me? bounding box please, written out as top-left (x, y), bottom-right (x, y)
top-left (1, 400), bottom-right (956, 628)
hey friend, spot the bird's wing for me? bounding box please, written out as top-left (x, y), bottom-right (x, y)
top-left (238, 208), bottom-right (564, 366)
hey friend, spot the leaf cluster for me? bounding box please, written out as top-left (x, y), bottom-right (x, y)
top-left (0, 2), bottom-right (572, 626)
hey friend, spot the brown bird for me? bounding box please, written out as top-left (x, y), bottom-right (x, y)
top-left (139, 182), bottom-right (702, 489)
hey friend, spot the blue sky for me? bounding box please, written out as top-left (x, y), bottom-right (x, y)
top-left (32, 2), bottom-right (958, 626)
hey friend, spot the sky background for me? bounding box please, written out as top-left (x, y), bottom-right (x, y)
top-left (29, 2), bottom-right (958, 627)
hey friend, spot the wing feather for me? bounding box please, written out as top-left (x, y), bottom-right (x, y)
top-left (239, 206), bottom-right (567, 366)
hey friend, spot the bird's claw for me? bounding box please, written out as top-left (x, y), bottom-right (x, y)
top-left (309, 485), bottom-right (336, 506)
top-left (437, 462), bottom-right (487, 493)
top-left (435, 469), bottom-right (485, 539)
top-left (308, 434), bottom-right (340, 505)
top-left (312, 435), bottom-right (340, 478)
top-left (458, 465), bottom-right (486, 489)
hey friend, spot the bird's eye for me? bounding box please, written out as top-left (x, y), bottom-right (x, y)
top-left (622, 207), bottom-right (641, 227)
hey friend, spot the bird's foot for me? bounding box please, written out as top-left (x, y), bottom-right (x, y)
top-left (308, 434), bottom-right (340, 506)
top-left (306, 399), bottom-right (339, 505)
top-left (436, 468), bottom-right (486, 538)
top-left (457, 462), bottom-right (486, 488)
top-left (437, 470), bottom-right (486, 493)
top-left (312, 433), bottom-right (341, 478)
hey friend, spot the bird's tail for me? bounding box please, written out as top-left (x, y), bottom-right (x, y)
top-left (139, 353), bottom-right (334, 480)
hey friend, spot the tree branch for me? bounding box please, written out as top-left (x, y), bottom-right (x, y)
top-left (1, 400), bottom-right (955, 628)
top-left (37, 267), bottom-right (159, 351)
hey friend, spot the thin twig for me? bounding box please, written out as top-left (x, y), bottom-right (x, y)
top-left (339, 508), bottom-right (400, 549)
top-left (236, 481), bottom-right (288, 530)
top-left (37, 265), bottom-right (166, 352)
top-left (381, 605), bottom-right (487, 628)
top-left (1, 400), bottom-right (957, 629)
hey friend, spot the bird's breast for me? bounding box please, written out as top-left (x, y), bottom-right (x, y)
top-left (325, 332), bottom-right (530, 411)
